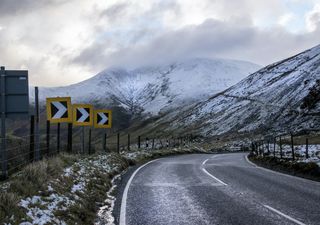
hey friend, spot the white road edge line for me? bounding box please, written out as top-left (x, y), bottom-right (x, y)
top-left (119, 159), bottom-right (160, 225)
top-left (263, 205), bottom-right (306, 225)
top-left (202, 159), bottom-right (209, 165)
top-left (201, 157), bottom-right (227, 186)
top-left (244, 155), bottom-right (257, 167)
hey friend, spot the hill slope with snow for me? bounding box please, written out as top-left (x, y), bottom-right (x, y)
top-left (147, 44), bottom-right (320, 137)
top-left (33, 58), bottom-right (260, 115)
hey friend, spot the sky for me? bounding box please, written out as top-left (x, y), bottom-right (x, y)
top-left (0, 0), bottom-right (319, 87)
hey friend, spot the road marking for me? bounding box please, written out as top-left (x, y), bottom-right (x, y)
top-left (202, 159), bottom-right (209, 165)
top-left (119, 159), bottom-right (159, 225)
top-left (263, 205), bottom-right (306, 225)
top-left (201, 157), bottom-right (227, 186)
top-left (244, 155), bottom-right (257, 167)
top-left (201, 168), bottom-right (228, 186)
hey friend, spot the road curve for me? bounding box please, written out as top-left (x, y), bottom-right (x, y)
top-left (117, 153), bottom-right (320, 225)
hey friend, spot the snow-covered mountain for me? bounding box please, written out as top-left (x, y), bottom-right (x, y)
top-left (33, 58), bottom-right (260, 115)
top-left (146, 44), bottom-right (320, 137)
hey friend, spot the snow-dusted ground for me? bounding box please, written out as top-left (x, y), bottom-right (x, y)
top-left (259, 143), bottom-right (320, 165)
top-left (14, 154), bottom-right (124, 225)
top-left (0, 145), bottom-right (203, 225)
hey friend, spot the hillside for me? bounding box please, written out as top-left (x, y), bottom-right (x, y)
top-left (136, 44), bottom-right (320, 139)
top-left (31, 58), bottom-right (260, 116)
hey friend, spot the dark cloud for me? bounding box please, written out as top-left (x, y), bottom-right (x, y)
top-left (0, 0), bottom-right (66, 16)
top-left (71, 18), bottom-right (320, 70)
top-left (100, 2), bottom-right (130, 21)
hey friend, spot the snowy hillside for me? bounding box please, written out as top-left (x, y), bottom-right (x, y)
top-left (153, 44), bottom-right (320, 137)
top-left (32, 58), bottom-right (260, 115)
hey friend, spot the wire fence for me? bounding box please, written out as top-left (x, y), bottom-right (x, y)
top-left (0, 118), bottom-right (197, 180)
top-left (250, 130), bottom-right (320, 162)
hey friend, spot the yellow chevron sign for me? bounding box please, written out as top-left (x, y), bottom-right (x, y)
top-left (94, 109), bottom-right (112, 128)
top-left (46, 97), bottom-right (72, 123)
top-left (72, 104), bottom-right (93, 126)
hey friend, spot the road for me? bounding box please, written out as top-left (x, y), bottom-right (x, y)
top-left (117, 153), bottom-right (320, 225)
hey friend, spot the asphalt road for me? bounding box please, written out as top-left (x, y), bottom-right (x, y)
top-left (116, 153), bottom-right (320, 225)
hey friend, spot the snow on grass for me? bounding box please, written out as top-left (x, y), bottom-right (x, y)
top-left (20, 194), bottom-right (72, 225)
top-left (95, 174), bottom-right (121, 225)
top-left (17, 153), bottom-right (126, 225)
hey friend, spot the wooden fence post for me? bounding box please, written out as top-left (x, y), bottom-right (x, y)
top-left (117, 133), bottom-right (120, 154)
top-left (128, 134), bottom-right (130, 151)
top-left (57, 123), bottom-right (60, 154)
top-left (306, 138), bottom-right (309, 159)
top-left (138, 136), bottom-right (141, 149)
top-left (67, 123), bottom-right (72, 153)
top-left (279, 136), bottom-right (283, 159)
top-left (102, 132), bottom-right (107, 152)
top-left (88, 128), bottom-right (92, 154)
top-left (29, 115), bottom-right (35, 162)
top-left (46, 120), bottom-right (50, 156)
top-left (291, 133), bottom-right (295, 161)
top-left (273, 137), bottom-right (276, 158)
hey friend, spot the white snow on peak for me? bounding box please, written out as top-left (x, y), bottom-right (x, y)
top-left (32, 57), bottom-right (260, 115)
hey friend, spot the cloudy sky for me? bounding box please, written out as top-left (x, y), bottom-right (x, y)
top-left (0, 0), bottom-right (319, 86)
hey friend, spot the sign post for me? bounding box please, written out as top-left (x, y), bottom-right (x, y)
top-left (94, 109), bottom-right (112, 152)
top-left (0, 66), bottom-right (29, 180)
top-left (1, 67), bottom-right (6, 180)
top-left (72, 104), bottom-right (93, 154)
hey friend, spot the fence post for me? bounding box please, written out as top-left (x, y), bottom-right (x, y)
top-left (67, 123), bottom-right (72, 153)
top-left (127, 134), bottom-right (130, 151)
top-left (138, 136), bottom-right (141, 149)
top-left (29, 115), bottom-right (35, 162)
top-left (46, 120), bottom-right (50, 156)
top-left (291, 133), bottom-right (295, 161)
top-left (81, 126), bottom-right (85, 154)
top-left (88, 128), bottom-right (92, 154)
top-left (57, 123), bottom-right (60, 154)
top-left (279, 136), bottom-right (283, 159)
top-left (146, 137), bottom-right (149, 149)
top-left (306, 138), bottom-right (309, 159)
top-left (104, 132), bottom-right (107, 152)
top-left (273, 137), bottom-right (276, 158)
top-left (152, 138), bottom-right (155, 149)
top-left (34, 87), bottom-right (40, 161)
top-left (117, 133), bottom-right (120, 154)
top-left (267, 141), bottom-right (270, 155)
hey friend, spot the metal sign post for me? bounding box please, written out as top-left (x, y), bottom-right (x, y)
top-left (72, 104), bottom-right (93, 154)
top-left (1, 67), bottom-right (7, 180)
top-left (35, 87), bottom-right (40, 161)
top-left (0, 66), bottom-right (29, 180)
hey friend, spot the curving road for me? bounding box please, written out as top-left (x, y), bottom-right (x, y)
top-left (117, 153), bottom-right (320, 225)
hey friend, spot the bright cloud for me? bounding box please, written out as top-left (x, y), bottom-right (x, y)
top-left (0, 0), bottom-right (319, 87)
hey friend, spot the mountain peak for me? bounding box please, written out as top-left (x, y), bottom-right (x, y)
top-left (33, 57), bottom-right (260, 116)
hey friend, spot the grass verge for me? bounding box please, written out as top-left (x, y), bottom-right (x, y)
top-left (248, 154), bottom-right (320, 182)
